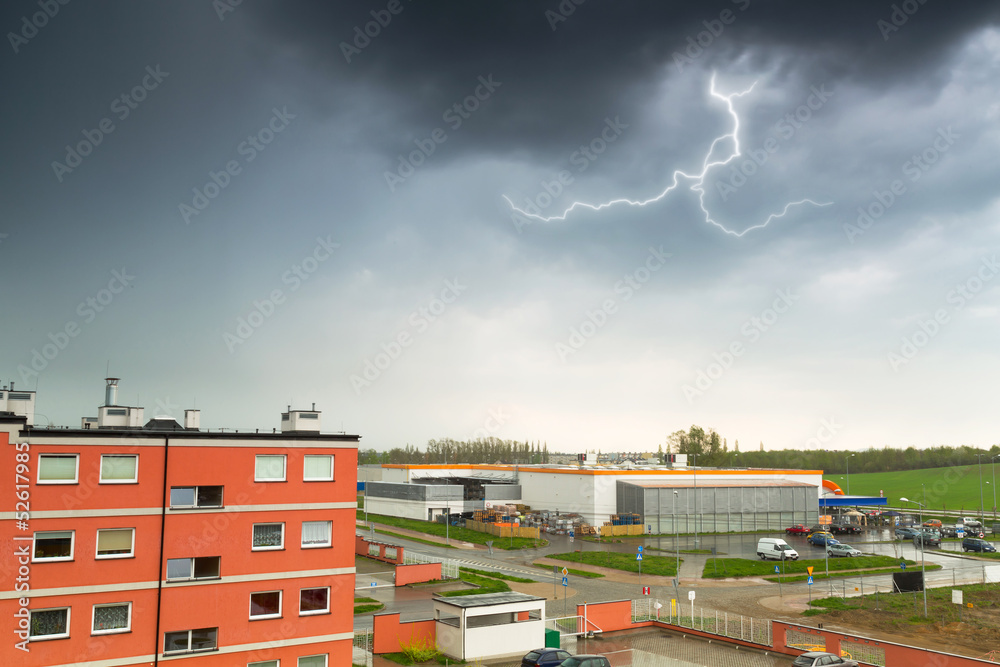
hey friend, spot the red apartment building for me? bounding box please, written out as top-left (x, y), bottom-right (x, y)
top-left (1, 379), bottom-right (359, 667)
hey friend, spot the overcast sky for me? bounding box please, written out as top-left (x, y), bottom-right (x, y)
top-left (2, 1), bottom-right (999, 453)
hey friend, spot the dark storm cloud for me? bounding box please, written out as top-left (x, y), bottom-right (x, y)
top-left (254, 0), bottom-right (1000, 160)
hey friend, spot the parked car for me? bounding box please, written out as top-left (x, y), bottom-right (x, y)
top-left (913, 530), bottom-right (941, 547)
top-left (808, 532), bottom-right (839, 547)
top-left (786, 524), bottom-right (810, 535)
top-left (757, 538), bottom-right (800, 560)
top-left (792, 652), bottom-right (860, 667)
top-left (827, 543), bottom-right (863, 557)
top-left (558, 655), bottom-right (611, 667)
top-left (922, 519), bottom-right (942, 530)
top-left (895, 527), bottom-right (920, 539)
top-left (941, 525), bottom-right (958, 538)
top-left (830, 524), bottom-right (862, 535)
top-left (963, 537), bottom-right (997, 553)
top-left (522, 649), bottom-right (573, 667)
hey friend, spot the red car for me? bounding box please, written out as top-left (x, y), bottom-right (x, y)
top-left (785, 524), bottom-right (810, 535)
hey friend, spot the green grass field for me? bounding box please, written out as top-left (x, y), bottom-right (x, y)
top-left (547, 551), bottom-right (680, 577)
top-left (359, 511), bottom-right (545, 550)
top-left (702, 555), bottom-right (918, 579)
top-left (825, 464), bottom-right (1000, 515)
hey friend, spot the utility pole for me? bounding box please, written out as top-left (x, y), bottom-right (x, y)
top-left (692, 453), bottom-right (698, 548)
top-left (845, 453), bottom-right (855, 495)
top-left (901, 494), bottom-right (928, 618)
top-left (979, 454), bottom-right (986, 524)
top-left (673, 491), bottom-right (680, 581)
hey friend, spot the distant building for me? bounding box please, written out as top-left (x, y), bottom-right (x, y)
top-left (1, 379), bottom-right (358, 667)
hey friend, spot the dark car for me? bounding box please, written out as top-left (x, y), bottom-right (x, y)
top-left (913, 531), bottom-right (941, 547)
top-left (895, 527), bottom-right (920, 539)
top-left (522, 649), bottom-right (573, 667)
top-left (792, 652), bottom-right (859, 667)
top-left (786, 524), bottom-right (810, 535)
top-left (830, 524), bottom-right (862, 535)
top-left (941, 525), bottom-right (958, 538)
top-left (558, 655), bottom-right (611, 667)
top-left (963, 537), bottom-right (997, 553)
top-left (808, 532), bottom-right (839, 547)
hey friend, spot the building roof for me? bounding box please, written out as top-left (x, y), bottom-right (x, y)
top-left (384, 463), bottom-right (822, 476)
top-left (433, 592), bottom-right (545, 608)
top-left (621, 480), bottom-right (816, 489)
top-left (819, 495), bottom-right (888, 507)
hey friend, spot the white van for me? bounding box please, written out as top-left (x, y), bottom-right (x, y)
top-left (756, 538), bottom-right (799, 561)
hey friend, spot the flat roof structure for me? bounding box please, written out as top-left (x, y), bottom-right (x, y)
top-left (819, 495), bottom-right (888, 507)
top-left (434, 592), bottom-right (545, 608)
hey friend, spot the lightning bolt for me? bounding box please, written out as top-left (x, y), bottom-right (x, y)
top-left (504, 73), bottom-right (832, 237)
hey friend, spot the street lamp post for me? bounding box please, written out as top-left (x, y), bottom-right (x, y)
top-left (978, 454), bottom-right (987, 524)
top-left (692, 454), bottom-right (698, 548)
top-left (845, 453), bottom-right (855, 495)
top-left (992, 454), bottom-right (999, 539)
top-left (900, 495), bottom-right (928, 618)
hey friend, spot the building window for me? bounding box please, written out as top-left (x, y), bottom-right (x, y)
top-left (92, 602), bottom-right (131, 635)
top-left (298, 655), bottom-right (327, 667)
top-left (252, 523), bottom-right (284, 550)
top-left (303, 455), bottom-right (333, 481)
top-left (249, 591), bottom-right (282, 619)
top-left (29, 607), bottom-right (70, 640)
top-left (169, 486), bottom-right (223, 508)
top-left (33, 531), bottom-right (74, 562)
top-left (299, 587), bottom-right (329, 615)
top-left (100, 455), bottom-right (138, 483)
top-left (166, 556), bottom-right (220, 581)
top-left (301, 521), bottom-right (332, 548)
top-left (163, 627), bottom-right (218, 654)
top-left (249, 662), bottom-right (279, 667)
top-left (255, 455), bottom-right (286, 482)
top-left (37, 454), bottom-right (78, 484)
top-left (96, 528), bottom-right (135, 559)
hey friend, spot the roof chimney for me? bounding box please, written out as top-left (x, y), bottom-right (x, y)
top-left (104, 378), bottom-right (120, 406)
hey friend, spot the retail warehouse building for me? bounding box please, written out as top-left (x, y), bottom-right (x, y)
top-left (365, 463), bottom-right (824, 531)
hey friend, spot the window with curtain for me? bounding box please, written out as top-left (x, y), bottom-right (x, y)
top-left (249, 662), bottom-right (279, 667)
top-left (30, 608), bottom-right (70, 638)
top-left (166, 556), bottom-right (220, 580)
top-left (38, 454), bottom-right (78, 483)
top-left (303, 455), bottom-right (333, 481)
top-left (255, 455), bottom-right (286, 481)
top-left (298, 656), bottom-right (327, 667)
top-left (301, 521), bottom-right (331, 547)
top-left (93, 603), bottom-right (130, 633)
top-left (96, 529), bottom-right (134, 558)
top-left (253, 523), bottom-right (284, 549)
top-left (100, 455), bottom-right (138, 483)
top-left (163, 627), bottom-right (217, 653)
top-left (249, 591), bottom-right (282, 619)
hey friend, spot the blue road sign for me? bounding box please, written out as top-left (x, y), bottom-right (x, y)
top-left (774, 565), bottom-right (779, 573)
top-left (901, 562), bottom-right (907, 570)
top-left (636, 553), bottom-right (643, 561)
top-left (562, 576), bottom-right (568, 586)
top-left (637, 545), bottom-right (644, 552)
top-left (370, 581), bottom-right (376, 587)
top-left (807, 575), bottom-right (814, 585)
top-left (569, 531), bottom-right (574, 538)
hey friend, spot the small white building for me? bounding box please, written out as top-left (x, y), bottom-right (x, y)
top-left (434, 592), bottom-right (545, 662)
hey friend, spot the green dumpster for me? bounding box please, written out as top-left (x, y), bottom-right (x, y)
top-left (545, 628), bottom-right (560, 648)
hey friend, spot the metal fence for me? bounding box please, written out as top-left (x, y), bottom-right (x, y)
top-left (352, 628), bottom-right (373, 667)
top-left (402, 550), bottom-right (459, 579)
top-left (630, 598), bottom-right (772, 647)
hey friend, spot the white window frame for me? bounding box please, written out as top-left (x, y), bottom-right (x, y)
top-left (302, 455), bottom-right (333, 481)
top-left (252, 523), bottom-right (285, 551)
top-left (169, 485), bottom-right (224, 509)
top-left (255, 455), bottom-right (286, 482)
top-left (300, 521), bottom-right (332, 548)
top-left (297, 655), bottom-right (328, 667)
top-left (29, 607), bottom-right (71, 641)
top-left (298, 587), bottom-right (330, 616)
top-left (163, 627), bottom-right (218, 654)
top-left (99, 454), bottom-right (138, 484)
top-left (165, 556), bottom-right (221, 581)
top-left (37, 453), bottom-right (79, 484)
top-left (249, 661), bottom-right (280, 667)
top-left (92, 602), bottom-right (132, 635)
top-left (33, 530), bottom-right (75, 562)
top-left (249, 590), bottom-right (283, 620)
top-left (95, 528), bottom-right (136, 559)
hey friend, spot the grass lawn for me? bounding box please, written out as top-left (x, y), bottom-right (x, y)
top-left (438, 569), bottom-right (513, 597)
top-left (702, 555), bottom-right (919, 579)
top-left (805, 582), bottom-right (1000, 629)
top-left (532, 563), bottom-right (605, 578)
top-left (547, 551), bottom-right (680, 577)
top-left (370, 527), bottom-right (458, 549)
top-left (825, 465), bottom-right (1000, 515)
top-left (359, 511), bottom-right (545, 550)
top-left (353, 596), bottom-right (384, 615)
top-left (766, 564), bottom-right (942, 583)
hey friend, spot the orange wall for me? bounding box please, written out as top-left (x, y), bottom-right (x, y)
top-left (373, 612), bottom-right (436, 654)
top-left (395, 562), bottom-right (441, 586)
top-left (577, 600), bottom-right (633, 633)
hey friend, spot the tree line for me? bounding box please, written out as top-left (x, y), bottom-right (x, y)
top-left (359, 437), bottom-right (550, 465)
